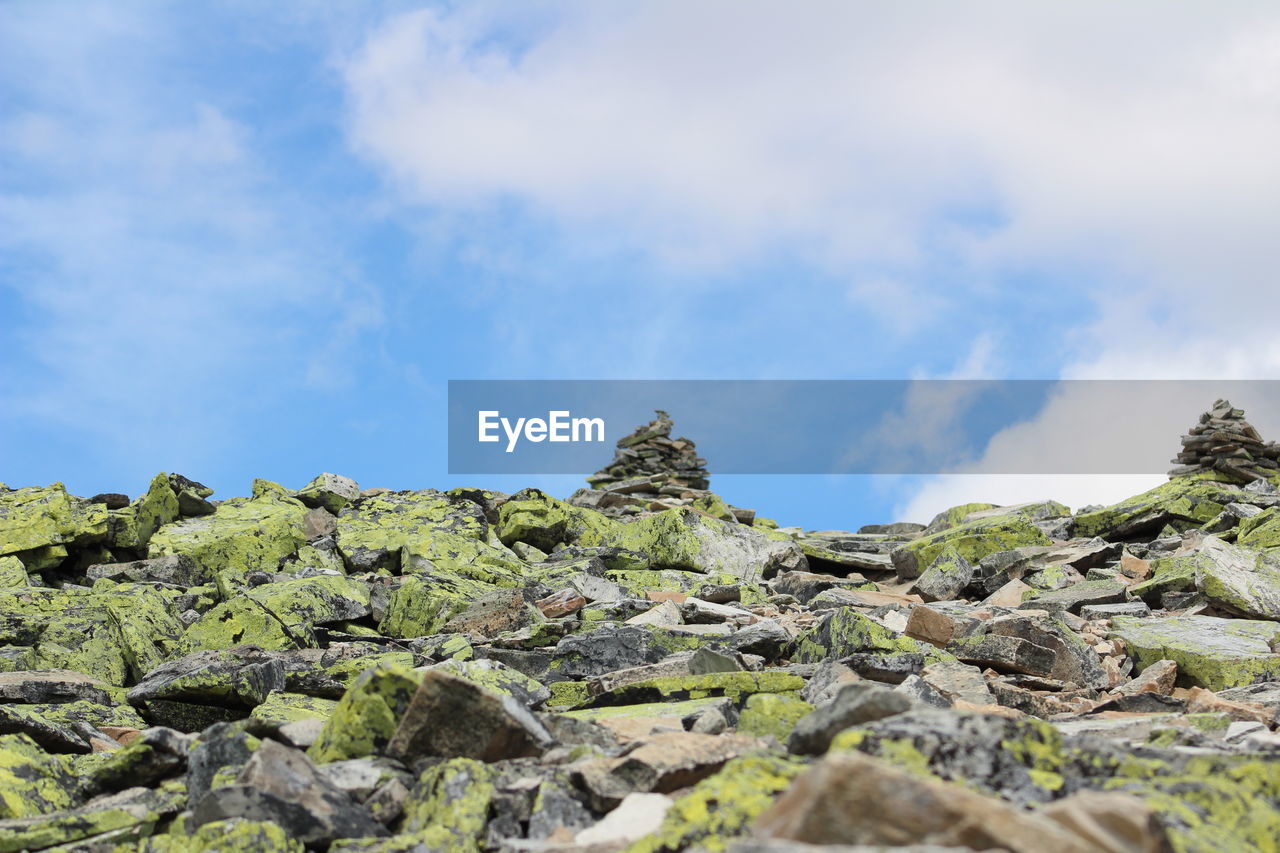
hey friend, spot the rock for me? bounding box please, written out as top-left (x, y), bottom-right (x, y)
top-left (127, 647), bottom-right (285, 708)
top-left (947, 634), bottom-right (1057, 677)
top-left (787, 683), bottom-right (913, 755)
top-left (1109, 613), bottom-right (1280, 690)
top-left (1116, 659), bottom-right (1178, 696)
top-left (295, 472), bottom-right (361, 513)
top-left (574, 731), bottom-right (764, 805)
top-left (307, 663), bottom-right (424, 764)
top-left (755, 750), bottom-right (1098, 852)
top-left (386, 669), bottom-right (554, 762)
top-left (0, 786), bottom-right (183, 852)
top-left (1081, 601), bottom-right (1152, 620)
top-left (1021, 578), bottom-right (1130, 614)
top-left (911, 547), bottom-right (974, 602)
top-left (737, 693), bottom-right (814, 741)
top-left (689, 647), bottom-right (742, 675)
top-left (891, 513), bottom-right (1051, 580)
top-left (0, 670), bottom-right (114, 705)
top-left (791, 609), bottom-right (948, 666)
top-left (576, 792), bottom-right (673, 847)
top-left (85, 553), bottom-right (208, 586)
top-left (919, 660), bottom-right (993, 705)
top-left (0, 733), bottom-right (80, 818)
top-left (1038, 790), bottom-right (1174, 853)
top-left (1, 483), bottom-right (108, 558)
top-left (192, 739), bottom-right (385, 844)
top-left (444, 587), bottom-right (541, 637)
top-left (1192, 536), bottom-right (1280, 620)
top-left (904, 604), bottom-right (977, 648)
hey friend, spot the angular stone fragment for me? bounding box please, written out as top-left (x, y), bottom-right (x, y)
top-left (295, 472), bottom-right (361, 513)
top-left (791, 609), bottom-right (950, 666)
top-left (787, 683), bottom-right (913, 755)
top-left (574, 731), bottom-right (764, 805)
top-left (386, 669), bottom-right (554, 762)
top-left (755, 751), bottom-right (1097, 852)
top-left (911, 547), bottom-right (974, 602)
top-left (0, 483), bottom-right (107, 557)
top-left (920, 660), bottom-right (993, 706)
top-left (127, 647), bottom-right (284, 708)
top-left (1116, 659), bottom-right (1177, 696)
top-left (576, 792), bottom-right (674, 847)
top-left (85, 553), bottom-right (208, 586)
top-left (192, 739), bottom-right (385, 845)
top-left (947, 634), bottom-right (1056, 677)
top-left (1020, 578), bottom-right (1129, 615)
top-left (0, 670), bottom-right (114, 705)
top-left (307, 663), bottom-right (423, 764)
top-left (0, 733), bottom-right (79, 819)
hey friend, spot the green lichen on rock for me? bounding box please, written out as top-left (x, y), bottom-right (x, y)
top-left (0, 787), bottom-right (183, 853)
top-left (108, 473), bottom-right (179, 550)
top-left (589, 672), bottom-right (805, 706)
top-left (496, 489), bottom-right (619, 553)
top-left (791, 608), bottom-right (954, 665)
top-left (927, 502), bottom-right (1000, 530)
top-left (179, 597), bottom-right (301, 654)
top-left (148, 490), bottom-right (307, 586)
top-left (307, 663), bottom-right (423, 764)
top-left (1101, 754), bottom-right (1280, 853)
top-left (1109, 614), bottom-right (1280, 690)
top-left (546, 681), bottom-right (591, 710)
top-left (621, 755), bottom-right (804, 853)
top-left (1128, 554), bottom-right (1198, 602)
top-left (378, 575), bottom-right (468, 638)
top-left (249, 691), bottom-right (336, 728)
top-left (0, 556), bottom-right (28, 587)
top-left (1072, 479), bottom-right (1242, 540)
top-left (183, 817), bottom-right (306, 852)
top-left (398, 757), bottom-right (496, 853)
top-left (0, 734), bottom-right (78, 819)
top-left (1237, 507), bottom-right (1280, 551)
top-left (564, 697), bottom-right (725, 723)
top-left (336, 490), bottom-right (490, 573)
top-left (245, 574), bottom-right (372, 632)
top-left (736, 693), bottom-right (813, 741)
top-left (0, 483), bottom-right (107, 558)
top-left (890, 514), bottom-right (1050, 579)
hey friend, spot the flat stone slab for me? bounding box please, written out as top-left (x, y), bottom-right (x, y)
top-left (1109, 614), bottom-right (1280, 690)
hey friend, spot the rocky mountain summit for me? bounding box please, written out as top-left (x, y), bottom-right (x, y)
top-left (1168, 398), bottom-right (1280, 483)
top-left (2, 406), bottom-right (1280, 851)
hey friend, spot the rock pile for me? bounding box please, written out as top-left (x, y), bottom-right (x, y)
top-left (1169, 398), bottom-right (1280, 483)
top-left (2, 457), bottom-right (1280, 851)
top-left (571, 411), bottom-right (756, 523)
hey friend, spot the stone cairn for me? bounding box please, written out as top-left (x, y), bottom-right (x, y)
top-left (1168, 399), bottom-right (1280, 483)
top-left (570, 410), bottom-right (753, 522)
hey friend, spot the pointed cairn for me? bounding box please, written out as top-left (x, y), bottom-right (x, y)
top-left (1168, 399), bottom-right (1280, 483)
top-left (569, 409), bottom-right (751, 520)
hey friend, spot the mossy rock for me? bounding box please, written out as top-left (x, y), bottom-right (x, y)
top-left (890, 514), bottom-right (1050, 579)
top-left (148, 490), bottom-right (308, 586)
top-left (0, 483), bottom-right (108, 558)
top-left (791, 608), bottom-right (954, 666)
top-left (1237, 507), bottom-right (1280, 551)
top-left (107, 473), bottom-right (179, 551)
top-left (0, 557), bottom-right (28, 587)
top-left (336, 490), bottom-right (490, 573)
top-left (588, 671), bottom-right (805, 706)
top-left (621, 754), bottom-right (804, 853)
top-left (397, 757), bottom-right (496, 852)
top-left (1109, 614), bottom-right (1280, 690)
top-left (183, 817), bottom-right (306, 852)
top-left (0, 733), bottom-right (79, 819)
top-left (308, 663), bottom-right (424, 764)
top-left (1072, 479), bottom-right (1245, 540)
top-left (179, 597), bottom-right (302, 654)
top-left (249, 692), bottom-right (337, 729)
top-left (926, 502), bottom-right (1000, 530)
top-left (245, 575), bottom-right (372, 632)
top-left (736, 693), bottom-right (813, 741)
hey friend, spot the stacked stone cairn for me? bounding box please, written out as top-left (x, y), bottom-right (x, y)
top-left (1169, 399), bottom-right (1280, 483)
top-left (5, 410), bottom-right (1280, 851)
top-left (571, 410), bottom-right (756, 523)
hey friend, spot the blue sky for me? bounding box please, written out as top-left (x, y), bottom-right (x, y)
top-left (4, 2), bottom-right (1280, 530)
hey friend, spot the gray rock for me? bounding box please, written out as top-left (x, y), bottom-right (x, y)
top-left (1019, 579), bottom-right (1129, 615)
top-left (295, 473), bottom-right (361, 513)
top-left (0, 670), bottom-right (115, 705)
top-left (787, 683), bottom-right (914, 755)
top-left (127, 648), bottom-right (284, 708)
top-left (386, 670), bottom-right (554, 762)
top-left (912, 548), bottom-right (974, 602)
top-left (947, 634), bottom-right (1057, 678)
top-left (85, 553), bottom-right (208, 586)
top-left (1192, 536), bottom-right (1280, 620)
top-left (192, 739), bottom-right (385, 844)
top-left (1080, 601), bottom-right (1151, 620)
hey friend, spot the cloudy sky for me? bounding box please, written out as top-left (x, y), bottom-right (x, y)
top-left (3, 1), bottom-right (1279, 529)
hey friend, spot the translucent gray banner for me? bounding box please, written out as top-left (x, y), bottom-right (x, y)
top-left (447, 380), bottom-right (1280, 476)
